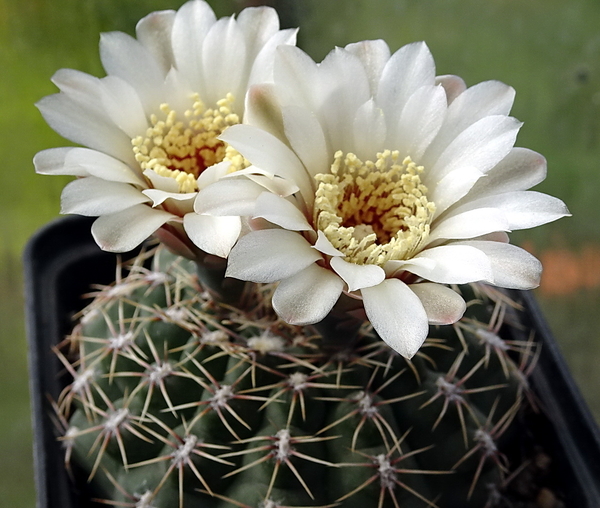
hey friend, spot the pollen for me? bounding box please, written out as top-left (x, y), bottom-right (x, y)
top-left (132, 93), bottom-right (246, 193)
top-left (314, 150), bottom-right (436, 266)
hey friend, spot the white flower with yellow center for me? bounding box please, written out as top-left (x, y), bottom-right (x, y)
top-left (199, 41), bottom-right (570, 358)
top-left (34, 0), bottom-right (297, 258)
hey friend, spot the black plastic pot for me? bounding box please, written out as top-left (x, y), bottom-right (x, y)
top-left (24, 216), bottom-right (600, 508)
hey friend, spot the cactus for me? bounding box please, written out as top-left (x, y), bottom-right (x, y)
top-left (52, 243), bottom-right (537, 508)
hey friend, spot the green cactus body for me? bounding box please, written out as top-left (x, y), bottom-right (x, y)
top-left (54, 245), bottom-right (535, 508)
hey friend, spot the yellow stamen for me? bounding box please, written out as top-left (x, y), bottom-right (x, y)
top-left (314, 150), bottom-right (436, 266)
top-left (132, 93), bottom-right (247, 193)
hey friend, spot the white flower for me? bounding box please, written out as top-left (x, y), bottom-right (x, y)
top-left (201, 41), bottom-right (570, 358)
top-left (34, 0), bottom-right (297, 258)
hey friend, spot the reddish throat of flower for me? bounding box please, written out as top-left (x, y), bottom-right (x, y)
top-left (132, 93), bottom-right (243, 193)
top-left (314, 150), bottom-right (436, 266)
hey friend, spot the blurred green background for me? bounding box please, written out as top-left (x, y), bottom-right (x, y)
top-left (2, 0), bottom-right (600, 505)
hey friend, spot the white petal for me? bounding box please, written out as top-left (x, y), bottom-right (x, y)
top-left (452, 191), bottom-right (570, 230)
top-left (456, 240), bottom-right (542, 289)
top-left (61, 177), bottom-right (149, 216)
top-left (361, 279), bottom-right (429, 359)
top-left (34, 148), bottom-right (88, 177)
top-left (428, 208), bottom-right (510, 243)
top-left (352, 99), bottom-right (386, 161)
top-left (226, 229), bottom-right (321, 283)
top-left (317, 48), bottom-right (371, 151)
top-left (142, 189), bottom-right (196, 208)
top-left (282, 105), bottom-right (330, 178)
top-left (247, 28), bottom-right (298, 88)
top-left (202, 17), bottom-right (246, 105)
top-left (99, 76), bottom-right (148, 138)
top-left (330, 257), bottom-right (385, 292)
top-left (244, 84), bottom-right (286, 141)
top-left (236, 6), bottom-right (280, 59)
top-left (409, 283), bottom-right (466, 325)
top-left (196, 160), bottom-right (232, 189)
top-left (435, 74), bottom-right (467, 104)
top-left (34, 147), bottom-right (145, 186)
top-left (220, 124), bottom-right (314, 206)
top-left (313, 230), bottom-right (344, 257)
top-left (393, 84), bottom-right (447, 160)
top-left (242, 171), bottom-right (300, 197)
top-left (91, 204), bottom-right (175, 252)
top-left (424, 80), bottom-right (516, 165)
top-left (345, 40), bottom-right (391, 95)
top-left (377, 42), bottom-right (436, 119)
top-left (143, 169), bottom-right (180, 193)
top-left (194, 178), bottom-right (265, 216)
top-left (454, 147), bottom-right (547, 206)
top-left (50, 69), bottom-right (103, 106)
top-left (183, 213), bottom-right (241, 258)
top-left (274, 45), bottom-right (320, 112)
top-left (136, 9), bottom-right (176, 73)
top-left (446, 80), bottom-right (515, 127)
top-left (272, 264), bottom-right (344, 325)
top-left (402, 245), bottom-right (494, 284)
top-left (36, 94), bottom-right (135, 165)
top-left (68, 149), bottom-right (145, 185)
top-left (171, 0), bottom-right (216, 90)
top-left (254, 193), bottom-right (312, 231)
top-left (425, 115), bottom-right (521, 184)
top-left (99, 31), bottom-right (165, 111)
top-left (428, 167), bottom-right (484, 215)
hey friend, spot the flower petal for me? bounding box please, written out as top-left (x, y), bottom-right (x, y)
top-left (361, 279), bottom-right (429, 359)
top-left (91, 204), bottom-right (175, 252)
top-left (435, 74), bottom-right (466, 104)
top-left (282, 105), bottom-right (330, 178)
top-left (402, 245), bottom-right (494, 284)
top-left (451, 191), bottom-right (571, 230)
top-left (99, 31), bottom-right (166, 111)
top-left (393, 84), bottom-right (447, 160)
top-left (456, 240), bottom-right (542, 289)
top-left (34, 148), bottom-right (89, 177)
top-left (330, 257), bottom-right (385, 292)
top-left (171, 0), bottom-right (216, 90)
top-left (135, 9), bottom-right (176, 73)
top-left (353, 99), bottom-right (386, 161)
top-left (428, 208), bottom-right (510, 244)
top-left (194, 177), bottom-right (265, 216)
top-left (61, 177), bottom-right (149, 216)
top-left (272, 264), bottom-right (344, 325)
top-left (456, 147), bottom-right (547, 205)
top-left (202, 16), bottom-right (246, 105)
top-left (428, 167), bottom-right (484, 215)
top-left (99, 76), bottom-right (148, 138)
top-left (220, 124), bottom-right (314, 207)
top-left (235, 6), bottom-right (280, 59)
top-left (142, 189), bottom-right (196, 208)
top-left (254, 192), bottom-right (312, 231)
top-left (345, 40), bottom-right (391, 95)
top-left (409, 283), bottom-right (466, 325)
top-left (247, 28), bottom-right (298, 87)
top-left (424, 115), bottom-right (521, 184)
top-left (183, 213), bottom-right (241, 258)
top-left (313, 230), bottom-right (344, 257)
top-left (377, 42), bottom-right (436, 118)
top-left (36, 93), bottom-right (135, 165)
top-left (226, 229), bottom-right (321, 283)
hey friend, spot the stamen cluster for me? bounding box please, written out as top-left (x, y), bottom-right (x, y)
top-left (314, 150), bottom-right (436, 266)
top-left (132, 94), bottom-right (241, 193)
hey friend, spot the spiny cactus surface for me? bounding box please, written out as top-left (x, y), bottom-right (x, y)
top-left (53, 245), bottom-right (537, 508)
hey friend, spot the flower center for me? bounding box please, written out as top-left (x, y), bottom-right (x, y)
top-left (314, 150), bottom-right (436, 266)
top-left (132, 93), bottom-right (242, 193)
